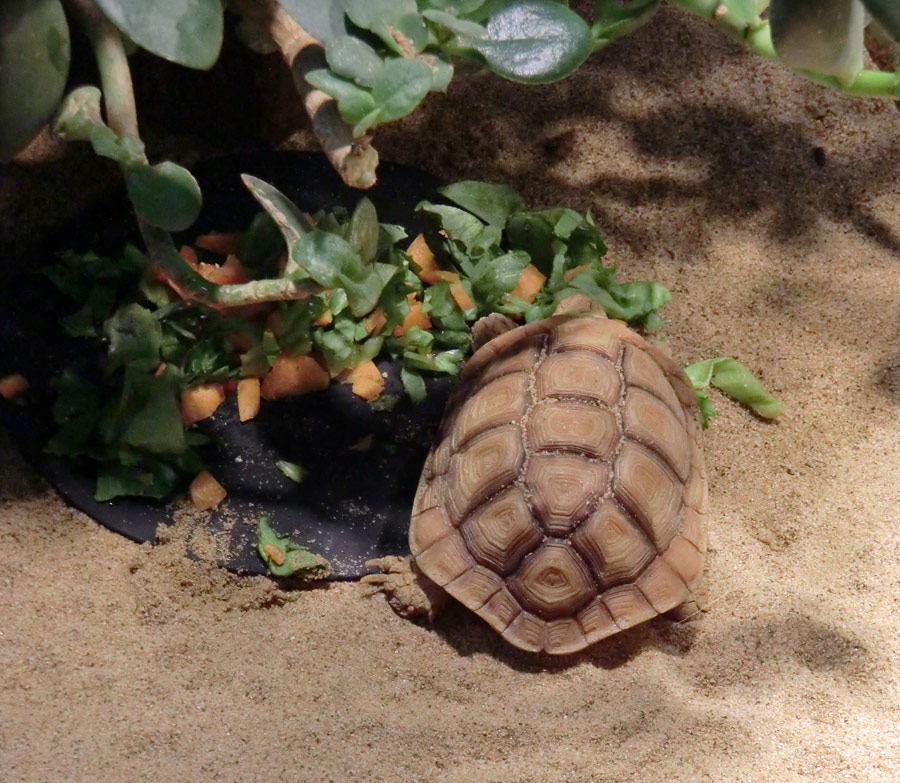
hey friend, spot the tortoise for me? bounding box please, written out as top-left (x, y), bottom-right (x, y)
top-left (364, 296), bottom-right (708, 655)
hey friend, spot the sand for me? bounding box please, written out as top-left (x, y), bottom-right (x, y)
top-left (2, 7), bottom-right (900, 781)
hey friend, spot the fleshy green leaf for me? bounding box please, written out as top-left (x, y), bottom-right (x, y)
top-left (294, 230), bottom-right (363, 288)
top-left (256, 515), bottom-right (330, 579)
top-left (104, 303), bottom-right (163, 373)
top-left (0, 0), bottom-right (70, 160)
top-left (422, 9), bottom-right (487, 37)
top-left (241, 174), bottom-right (315, 252)
top-left (393, 12), bottom-right (429, 51)
top-left (371, 58), bottom-right (434, 121)
top-left (125, 161), bottom-right (202, 231)
top-left (325, 35), bottom-right (384, 87)
top-left (591, 0), bottom-right (659, 43)
top-left (770, 0), bottom-right (865, 84)
top-left (277, 0), bottom-right (347, 42)
top-left (276, 460), bottom-right (308, 483)
top-left (714, 0), bottom-right (759, 24)
top-left (439, 180), bottom-right (524, 226)
top-left (472, 0), bottom-right (594, 83)
top-left (685, 356), bottom-right (785, 425)
top-left (94, 0), bottom-right (223, 69)
top-left (400, 366), bottom-right (426, 403)
top-left (347, 197), bottom-right (380, 262)
top-left (345, 0), bottom-right (418, 50)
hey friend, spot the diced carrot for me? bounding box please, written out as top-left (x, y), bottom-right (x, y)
top-left (510, 264), bottom-right (547, 303)
top-left (194, 232), bottom-right (242, 255)
top-left (397, 293), bottom-right (432, 336)
top-left (0, 373), bottom-right (29, 400)
top-left (181, 384), bottom-right (225, 426)
top-left (197, 254), bottom-right (248, 286)
top-left (342, 360), bottom-right (385, 401)
top-left (364, 307), bottom-right (387, 334)
top-left (314, 309), bottom-right (333, 326)
top-left (564, 263), bottom-right (591, 282)
top-left (260, 353), bottom-right (331, 399)
top-left (262, 543), bottom-right (286, 566)
top-left (450, 281), bottom-right (475, 311)
top-left (407, 234), bottom-right (439, 283)
top-left (237, 378), bottom-right (261, 421)
top-left (179, 245), bottom-right (200, 269)
top-left (189, 470), bottom-right (227, 511)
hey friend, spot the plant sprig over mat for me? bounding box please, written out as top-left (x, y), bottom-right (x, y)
top-left (38, 176), bottom-right (782, 503)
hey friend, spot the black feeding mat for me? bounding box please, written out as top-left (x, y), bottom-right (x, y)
top-left (0, 151), bottom-right (454, 578)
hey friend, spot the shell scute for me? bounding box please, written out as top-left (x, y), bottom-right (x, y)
top-left (524, 453), bottom-right (604, 535)
top-left (535, 350), bottom-right (621, 405)
top-left (446, 425), bottom-right (525, 522)
top-left (614, 442), bottom-right (683, 551)
top-left (508, 541), bottom-right (596, 620)
top-left (526, 400), bottom-right (618, 458)
top-left (460, 487), bottom-right (543, 575)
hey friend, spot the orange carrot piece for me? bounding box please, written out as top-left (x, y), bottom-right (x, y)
top-left (450, 281), bottom-right (475, 311)
top-left (364, 307), bottom-right (387, 334)
top-left (237, 378), bottom-right (261, 422)
top-left (181, 384), bottom-right (226, 426)
top-left (314, 309), bottom-right (333, 326)
top-left (179, 245), bottom-right (200, 269)
top-left (0, 373), bottom-right (29, 400)
top-left (197, 254), bottom-right (248, 286)
top-left (343, 360), bottom-right (385, 401)
top-left (510, 264), bottom-right (547, 303)
top-left (563, 263), bottom-right (591, 282)
top-left (407, 234), bottom-right (439, 282)
top-left (189, 470), bottom-right (227, 511)
top-left (260, 353), bottom-right (331, 399)
top-left (194, 232), bottom-right (242, 255)
top-left (399, 293), bottom-right (432, 334)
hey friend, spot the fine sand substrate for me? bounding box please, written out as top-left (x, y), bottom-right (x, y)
top-left (2, 7), bottom-right (899, 782)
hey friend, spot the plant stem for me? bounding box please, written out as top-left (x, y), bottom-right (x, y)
top-left (65, 0), bottom-right (138, 138)
top-left (66, 0), bottom-right (323, 306)
top-left (671, 0), bottom-right (900, 98)
top-left (231, 0), bottom-right (379, 189)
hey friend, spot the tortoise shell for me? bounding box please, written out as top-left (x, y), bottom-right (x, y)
top-left (409, 312), bottom-right (708, 655)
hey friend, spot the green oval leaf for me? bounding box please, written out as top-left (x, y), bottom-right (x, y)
top-left (125, 161), bottom-right (202, 231)
top-left (472, 0), bottom-right (593, 83)
top-left (770, 0), bottom-right (865, 84)
top-left (277, 0), bottom-right (347, 42)
top-left (422, 9), bottom-right (487, 38)
top-left (94, 0), bottom-right (223, 69)
top-left (325, 36), bottom-right (384, 87)
top-left (372, 58), bottom-right (434, 121)
top-left (0, 0), bottom-right (70, 160)
top-left (347, 197), bottom-right (380, 262)
top-left (294, 230), bottom-right (363, 288)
